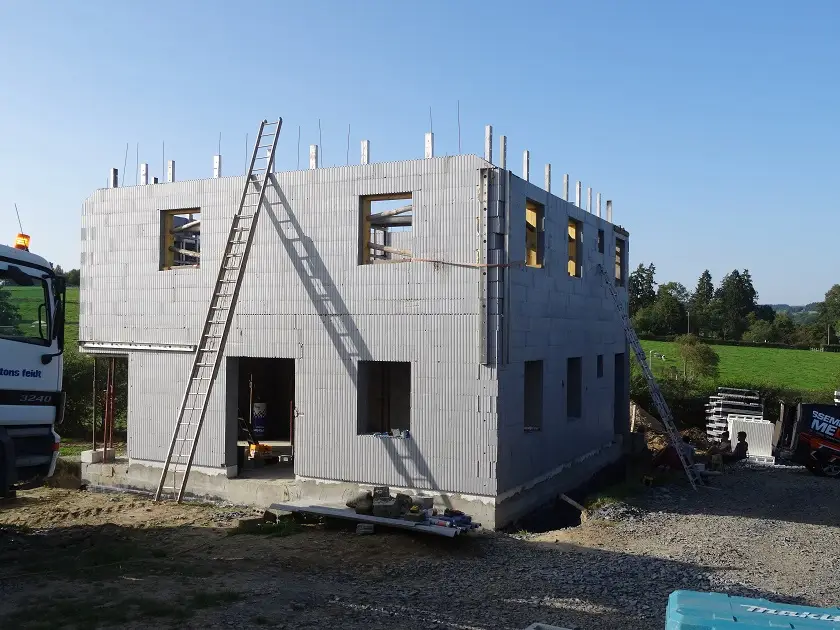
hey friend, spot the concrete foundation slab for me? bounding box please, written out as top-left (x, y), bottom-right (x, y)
top-left (81, 439), bottom-right (622, 529)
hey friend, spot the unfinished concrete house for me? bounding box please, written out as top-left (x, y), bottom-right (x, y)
top-left (79, 122), bottom-right (630, 528)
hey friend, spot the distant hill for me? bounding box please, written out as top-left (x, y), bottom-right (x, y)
top-left (770, 303), bottom-right (821, 324)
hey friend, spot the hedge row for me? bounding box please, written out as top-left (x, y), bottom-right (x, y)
top-left (629, 371), bottom-right (836, 429)
top-left (639, 335), bottom-right (840, 352)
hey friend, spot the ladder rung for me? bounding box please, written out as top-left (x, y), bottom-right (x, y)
top-left (196, 362), bottom-right (215, 367)
top-left (203, 333), bottom-right (223, 337)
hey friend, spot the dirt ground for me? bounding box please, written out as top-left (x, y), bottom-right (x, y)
top-left (1, 461), bottom-right (838, 630)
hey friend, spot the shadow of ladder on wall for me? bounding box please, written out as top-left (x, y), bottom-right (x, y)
top-left (154, 119), bottom-right (283, 503)
top-left (595, 263), bottom-right (701, 490)
top-left (266, 181), bottom-right (437, 495)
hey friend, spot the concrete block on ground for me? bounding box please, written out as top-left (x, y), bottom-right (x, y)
top-left (81, 449), bottom-right (114, 464)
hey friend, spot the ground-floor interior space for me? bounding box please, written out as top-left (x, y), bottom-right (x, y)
top-left (233, 357), bottom-right (295, 480)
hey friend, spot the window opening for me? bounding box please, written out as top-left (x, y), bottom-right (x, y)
top-left (0, 266), bottom-right (50, 346)
top-left (567, 357), bottom-right (582, 419)
top-left (357, 361), bottom-right (411, 434)
top-left (160, 208), bottom-right (201, 270)
top-left (525, 199), bottom-right (545, 268)
top-left (615, 237), bottom-right (626, 287)
top-left (568, 219), bottom-right (582, 277)
top-left (360, 193), bottom-right (413, 264)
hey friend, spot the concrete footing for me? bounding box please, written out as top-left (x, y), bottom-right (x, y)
top-left (80, 440), bottom-right (622, 529)
top-left (80, 449), bottom-right (115, 464)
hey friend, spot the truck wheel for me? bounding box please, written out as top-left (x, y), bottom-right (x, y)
top-left (811, 451), bottom-right (840, 478)
top-left (820, 458), bottom-right (840, 478)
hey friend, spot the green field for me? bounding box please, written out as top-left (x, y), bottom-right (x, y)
top-left (640, 339), bottom-right (840, 392)
top-left (0, 285), bottom-right (79, 341)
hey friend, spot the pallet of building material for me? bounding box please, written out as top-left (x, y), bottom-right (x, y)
top-left (728, 415), bottom-right (774, 458)
top-left (716, 386), bottom-right (761, 397)
top-left (747, 454), bottom-right (775, 465)
top-left (269, 502), bottom-right (475, 538)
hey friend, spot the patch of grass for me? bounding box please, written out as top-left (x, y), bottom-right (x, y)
top-left (58, 440), bottom-right (88, 457)
top-left (640, 340), bottom-right (840, 392)
top-left (585, 481), bottom-right (641, 511)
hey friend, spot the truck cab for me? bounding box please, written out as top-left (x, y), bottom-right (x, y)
top-left (0, 234), bottom-right (66, 497)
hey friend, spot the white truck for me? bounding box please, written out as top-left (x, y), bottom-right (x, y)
top-left (0, 233), bottom-right (65, 498)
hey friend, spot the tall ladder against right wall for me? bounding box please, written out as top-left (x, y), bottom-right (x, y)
top-left (154, 118), bottom-right (283, 502)
top-left (596, 263), bottom-right (702, 490)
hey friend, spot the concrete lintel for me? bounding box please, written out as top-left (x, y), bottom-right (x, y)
top-left (544, 164), bottom-right (551, 192)
top-left (361, 139), bottom-right (370, 165)
top-left (425, 132), bottom-right (434, 159)
top-left (213, 155), bottom-right (222, 178)
top-left (309, 145), bottom-right (318, 169)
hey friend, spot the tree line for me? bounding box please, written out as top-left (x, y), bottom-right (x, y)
top-left (54, 266), bottom-right (80, 286)
top-left (629, 263), bottom-right (840, 347)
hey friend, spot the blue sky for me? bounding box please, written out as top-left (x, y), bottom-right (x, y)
top-left (0, 0), bottom-right (837, 304)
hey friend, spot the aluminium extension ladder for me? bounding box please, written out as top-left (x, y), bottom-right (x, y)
top-left (596, 263), bottom-right (702, 490)
top-left (154, 118), bottom-right (283, 502)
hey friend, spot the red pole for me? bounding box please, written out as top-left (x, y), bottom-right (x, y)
top-left (108, 358), bottom-right (115, 457)
top-left (102, 384), bottom-right (108, 461)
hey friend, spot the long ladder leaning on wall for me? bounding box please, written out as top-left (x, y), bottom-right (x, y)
top-left (596, 263), bottom-right (702, 490)
top-left (154, 118), bottom-right (283, 502)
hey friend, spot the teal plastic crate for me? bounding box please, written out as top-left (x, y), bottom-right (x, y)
top-left (667, 590), bottom-right (840, 628)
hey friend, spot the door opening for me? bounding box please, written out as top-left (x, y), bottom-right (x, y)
top-left (234, 357), bottom-right (295, 479)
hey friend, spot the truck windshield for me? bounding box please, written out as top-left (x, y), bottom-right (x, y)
top-left (0, 267), bottom-right (51, 346)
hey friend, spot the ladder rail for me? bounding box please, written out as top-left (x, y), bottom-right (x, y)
top-left (154, 118), bottom-right (283, 502)
top-left (596, 263), bottom-right (700, 489)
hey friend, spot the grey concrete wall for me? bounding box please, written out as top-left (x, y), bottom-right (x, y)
top-left (495, 175), bottom-right (629, 493)
top-left (80, 155), bottom-right (630, 501)
top-left (80, 156), bottom-right (500, 495)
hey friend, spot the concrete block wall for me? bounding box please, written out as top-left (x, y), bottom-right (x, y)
top-left (495, 174), bottom-right (629, 493)
top-left (80, 156), bottom-right (501, 495)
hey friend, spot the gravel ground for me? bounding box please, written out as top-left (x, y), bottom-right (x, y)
top-left (1, 462), bottom-right (838, 629)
